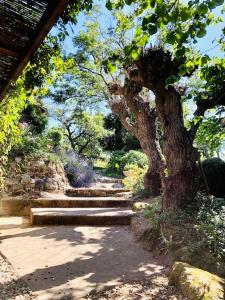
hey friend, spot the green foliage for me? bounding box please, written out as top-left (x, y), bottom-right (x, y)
top-left (21, 101), bottom-right (48, 135)
top-left (0, 79), bottom-right (31, 190)
top-left (10, 131), bottom-right (49, 157)
top-left (107, 150), bottom-right (147, 172)
top-left (102, 113), bottom-right (141, 151)
top-left (144, 197), bottom-right (191, 225)
top-left (201, 158), bottom-right (225, 198)
top-left (195, 194), bottom-right (225, 260)
top-left (107, 150), bottom-right (126, 171)
top-left (195, 117), bottom-right (225, 157)
top-left (123, 164), bottom-right (148, 196)
top-left (122, 150), bottom-right (148, 169)
top-left (55, 109), bottom-right (110, 158)
top-left (47, 128), bottom-right (64, 149)
top-left (105, 0), bottom-right (224, 73)
top-left (143, 194), bottom-right (225, 264)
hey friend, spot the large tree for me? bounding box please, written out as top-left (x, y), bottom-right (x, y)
top-left (70, 10), bottom-right (165, 196)
top-left (100, 0), bottom-right (225, 209)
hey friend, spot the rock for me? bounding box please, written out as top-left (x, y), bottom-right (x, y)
top-left (15, 157), bottom-right (22, 163)
top-left (174, 244), bottom-right (225, 277)
top-left (169, 262), bottom-right (225, 300)
top-left (133, 202), bottom-right (149, 211)
top-left (4, 156), bottom-right (69, 196)
top-left (21, 174), bottom-right (32, 184)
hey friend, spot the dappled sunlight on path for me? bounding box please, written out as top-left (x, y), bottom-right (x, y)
top-left (0, 217), bottom-right (167, 300)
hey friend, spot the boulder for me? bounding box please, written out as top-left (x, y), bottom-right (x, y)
top-left (169, 262), bottom-right (225, 300)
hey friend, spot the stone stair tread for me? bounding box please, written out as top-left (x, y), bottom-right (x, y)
top-left (31, 207), bottom-right (136, 225)
top-left (93, 178), bottom-right (123, 184)
top-left (66, 188), bottom-right (130, 192)
top-left (65, 188), bottom-right (130, 197)
top-left (31, 207), bottom-right (135, 216)
top-left (34, 197), bottom-right (133, 208)
top-left (37, 196), bottom-right (130, 201)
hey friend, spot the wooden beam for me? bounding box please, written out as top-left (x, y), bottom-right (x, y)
top-left (0, 46), bottom-right (20, 58)
top-left (0, 0), bottom-right (69, 101)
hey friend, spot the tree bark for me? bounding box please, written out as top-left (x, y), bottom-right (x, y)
top-left (129, 48), bottom-right (200, 209)
top-left (155, 87), bottom-right (199, 209)
top-left (109, 80), bottom-right (164, 196)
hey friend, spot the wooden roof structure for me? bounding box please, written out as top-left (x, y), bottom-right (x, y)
top-left (0, 0), bottom-right (69, 101)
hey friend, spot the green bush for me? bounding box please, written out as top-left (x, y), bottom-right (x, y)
top-left (201, 158), bottom-right (225, 197)
top-left (107, 150), bottom-right (126, 171)
top-left (196, 195), bottom-right (225, 260)
top-left (143, 193), bottom-right (225, 266)
top-left (123, 164), bottom-right (149, 197)
top-left (108, 150), bottom-right (147, 172)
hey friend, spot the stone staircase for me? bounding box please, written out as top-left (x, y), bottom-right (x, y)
top-left (30, 179), bottom-right (136, 226)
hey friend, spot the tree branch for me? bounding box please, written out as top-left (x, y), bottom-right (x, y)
top-left (75, 63), bottom-right (108, 86)
top-left (109, 95), bottom-right (137, 136)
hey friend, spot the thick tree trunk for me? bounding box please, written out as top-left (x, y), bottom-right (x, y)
top-left (128, 48), bottom-right (200, 209)
top-left (155, 87), bottom-right (199, 209)
top-left (109, 81), bottom-right (164, 196)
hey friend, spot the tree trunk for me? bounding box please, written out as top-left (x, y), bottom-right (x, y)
top-left (155, 87), bottom-right (199, 209)
top-left (129, 48), bottom-right (200, 210)
top-left (109, 81), bottom-right (164, 196)
top-left (135, 103), bottom-right (163, 196)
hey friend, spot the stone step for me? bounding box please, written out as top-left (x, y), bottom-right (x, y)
top-left (31, 208), bottom-right (136, 226)
top-left (35, 196), bottom-right (134, 208)
top-left (114, 192), bottom-right (132, 198)
top-left (0, 196), bottom-right (133, 216)
top-left (65, 188), bottom-right (130, 197)
top-left (93, 178), bottom-right (123, 184)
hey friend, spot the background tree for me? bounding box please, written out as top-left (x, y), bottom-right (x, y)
top-left (52, 107), bottom-right (110, 158)
top-left (68, 10), bottom-right (165, 195)
top-left (102, 113), bottom-right (141, 151)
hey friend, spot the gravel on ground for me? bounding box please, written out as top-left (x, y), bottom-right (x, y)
top-left (84, 276), bottom-right (186, 300)
top-left (0, 253), bottom-right (34, 300)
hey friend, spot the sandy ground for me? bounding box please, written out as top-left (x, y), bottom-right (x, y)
top-left (0, 217), bottom-right (186, 300)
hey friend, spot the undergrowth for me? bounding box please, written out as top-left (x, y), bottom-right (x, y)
top-left (142, 194), bottom-right (225, 276)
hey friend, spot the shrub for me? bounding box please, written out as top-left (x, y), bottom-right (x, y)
top-left (62, 151), bottom-right (94, 187)
top-left (143, 193), bottom-right (225, 265)
top-left (196, 195), bottom-right (225, 260)
top-left (108, 150), bottom-right (147, 172)
top-left (201, 158), bottom-right (225, 197)
top-left (107, 150), bottom-right (126, 171)
top-left (123, 164), bottom-right (149, 197)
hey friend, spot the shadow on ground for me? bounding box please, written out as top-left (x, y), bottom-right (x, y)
top-left (0, 217), bottom-right (170, 299)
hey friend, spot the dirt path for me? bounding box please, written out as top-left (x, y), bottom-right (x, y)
top-left (0, 217), bottom-right (184, 300)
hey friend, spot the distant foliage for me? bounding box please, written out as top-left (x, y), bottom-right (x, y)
top-left (102, 113), bottom-right (140, 151)
top-left (63, 151), bottom-right (94, 187)
top-left (108, 150), bottom-right (147, 172)
top-left (20, 102), bottom-right (48, 134)
top-left (123, 164), bottom-right (148, 197)
top-left (201, 158), bottom-right (225, 197)
top-left (107, 150), bottom-right (126, 171)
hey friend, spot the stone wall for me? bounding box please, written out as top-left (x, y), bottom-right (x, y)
top-left (4, 156), bottom-right (69, 197)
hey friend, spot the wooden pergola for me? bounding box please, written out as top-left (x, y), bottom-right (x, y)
top-left (0, 0), bottom-right (69, 101)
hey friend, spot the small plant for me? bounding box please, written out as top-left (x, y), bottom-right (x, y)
top-left (123, 164), bottom-right (148, 197)
top-left (62, 151), bottom-right (94, 187)
top-left (196, 195), bottom-right (225, 260)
